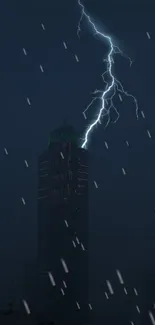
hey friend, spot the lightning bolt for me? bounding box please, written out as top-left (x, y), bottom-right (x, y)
top-left (77, 0), bottom-right (139, 149)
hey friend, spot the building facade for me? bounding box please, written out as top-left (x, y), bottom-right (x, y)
top-left (37, 124), bottom-right (89, 324)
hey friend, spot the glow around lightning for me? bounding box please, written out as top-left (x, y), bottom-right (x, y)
top-left (77, 0), bottom-right (139, 149)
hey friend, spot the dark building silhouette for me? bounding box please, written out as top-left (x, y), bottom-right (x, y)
top-left (36, 124), bottom-right (89, 324)
top-left (0, 302), bottom-right (36, 325)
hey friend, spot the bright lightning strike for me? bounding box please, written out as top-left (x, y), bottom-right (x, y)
top-left (77, 0), bottom-right (139, 149)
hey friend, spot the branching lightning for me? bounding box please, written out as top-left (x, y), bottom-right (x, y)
top-left (77, 0), bottom-right (139, 149)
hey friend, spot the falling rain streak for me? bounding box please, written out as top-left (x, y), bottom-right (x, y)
top-left (4, 148), bottom-right (8, 155)
top-left (72, 240), bottom-right (76, 248)
top-left (48, 272), bottom-right (56, 286)
top-left (63, 280), bottom-right (67, 288)
top-left (75, 54), bottom-right (79, 62)
top-left (88, 303), bottom-right (92, 310)
top-left (126, 141), bottom-right (129, 147)
top-left (136, 305), bottom-right (140, 313)
top-left (23, 48), bottom-right (27, 55)
top-left (64, 219), bottom-right (69, 227)
top-left (22, 300), bottom-right (31, 315)
top-left (149, 311), bottom-right (155, 325)
top-left (94, 181), bottom-right (98, 188)
top-left (147, 130), bottom-right (151, 138)
top-left (134, 288), bottom-right (138, 296)
top-left (105, 292), bottom-right (109, 299)
top-left (60, 258), bottom-right (69, 273)
top-left (146, 32), bottom-right (151, 39)
top-left (61, 288), bottom-right (65, 296)
top-left (116, 269), bottom-right (124, 284)
top-left (124, 287), bottom-right (128, 295)
top-left (63, 41), bottom-right (67, 49)
top-left (40, 64), bottom-right (44, 72)
top-left (21, 197), bottom-right (26, 205)
top-left (106, 280), bottom-right (114, 295)
top-left (104, 141), bottom-right (108, 149)
top-left (27, 97), bottom-right (31, 105)
top-left (60, 152), bottom-right (64, 159)
top-left (141, 110), bottom-right (145, 119)
top-left (76, 301), bottom-right (80, 309)
top-left (118, 94), bottom-right (122, 101)
top-left (81, 243), bottom-right (85, 251)
top-left (41, 23), bottom-right (45, 30)
top-left (122, 168), bottom-right (126, 175)
top-left (76, 237), bottom-right (80, 244)
top-left (24, 160), bottom-right (29, 167)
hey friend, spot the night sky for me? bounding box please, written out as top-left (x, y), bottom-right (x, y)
top-left (0, 0), bottom-right (155, 324)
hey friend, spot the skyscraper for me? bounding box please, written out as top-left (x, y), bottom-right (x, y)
top-left (37, 124), bottom-right (89, 324)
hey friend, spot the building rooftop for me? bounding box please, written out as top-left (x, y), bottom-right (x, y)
top-left (49, 123), bottom-right (78, 145)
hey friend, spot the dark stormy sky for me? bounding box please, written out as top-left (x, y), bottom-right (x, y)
top-left (0, 0), bottom-right (155, 323)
